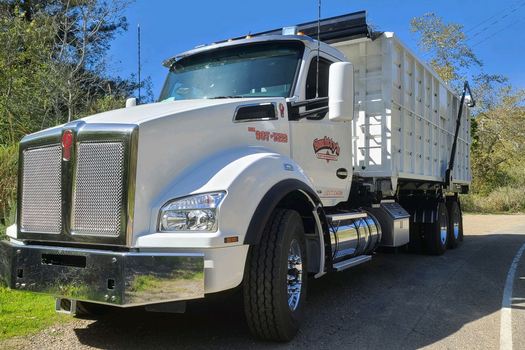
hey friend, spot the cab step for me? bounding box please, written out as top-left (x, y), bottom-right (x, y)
top-left (326, 212), bottom-right (367, 223)
top-left (333, 255), bottom-right (372, 272)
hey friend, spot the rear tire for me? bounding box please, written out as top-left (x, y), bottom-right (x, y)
top-left (407, 221), bottom-right (424, 253)
top-left (243, 209), bottom-right (307, 342)
top-left (423, 202), bottom-right (448, 255)
top-left (446, 199), bottom-right (463, 248)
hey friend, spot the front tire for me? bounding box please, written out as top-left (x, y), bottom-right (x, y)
top-left (243, 209), bottom-right (307, 342)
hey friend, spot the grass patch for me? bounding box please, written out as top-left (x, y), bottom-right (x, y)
top-left (461, 186), bottom-right (525, 214)
top-left (0, 287), bottom-right (70, 341)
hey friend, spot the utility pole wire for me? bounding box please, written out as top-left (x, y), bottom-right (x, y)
top-left (471, 16), bottom-right (525, 48)
top-left (466, 1), bottom-right (525, 41)
top-left (419, 0), bottom-right (525, 60)
top-left (465, 0), bottom-right (525, 35)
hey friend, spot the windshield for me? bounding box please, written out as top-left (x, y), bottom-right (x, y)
top-left (159, 41), bottom-right (304, 101)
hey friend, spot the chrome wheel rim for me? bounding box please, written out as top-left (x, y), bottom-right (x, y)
top-left (440, 215), bottom-right (448, 246)
top-left (287, 239), bottom-right (303, 311)
top-left (453, 222), bottom-right (459, 240)
top-left (440, 226), bottom-right (447, 245)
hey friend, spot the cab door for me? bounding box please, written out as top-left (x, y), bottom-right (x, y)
top-left (290, 54), bottom-right (352, 207)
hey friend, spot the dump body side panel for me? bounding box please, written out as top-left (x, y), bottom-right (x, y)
top-left (332, 33), bottom-right (471, 185)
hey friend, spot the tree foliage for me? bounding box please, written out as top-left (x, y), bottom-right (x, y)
top-left (470, 86), bottom-right (525, 194)
top-left (0, 0), bottom-right (146, 145)
top-left (410, 13), bottom-right (481, 85)
top-left (0, 0), bottom-right (149, 222)
top-left (411, 12), bottom-right (525, 202)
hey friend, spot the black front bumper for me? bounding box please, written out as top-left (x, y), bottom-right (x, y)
top-left (0, 240), bottom-right (204, 306)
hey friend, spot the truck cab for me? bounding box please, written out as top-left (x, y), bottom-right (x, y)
top-left (159, 34), bottom-right (353, 206)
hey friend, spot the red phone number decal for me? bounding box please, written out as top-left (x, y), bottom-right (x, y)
top-left (248, 127), bottom-right (288, 143)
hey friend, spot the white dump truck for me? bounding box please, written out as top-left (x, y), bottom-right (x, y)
top-left (0, 11), bottom-right (474, 341)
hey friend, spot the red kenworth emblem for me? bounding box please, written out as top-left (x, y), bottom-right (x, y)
top-left (279, 103), bottom-right (285, 118)
top-left (62, 130), bottom-right (73, 161)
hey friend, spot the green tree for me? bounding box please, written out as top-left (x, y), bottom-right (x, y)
top-left (411, 12), bottom-right (525, 206)
top-left (410, 12), bottom-right (481, 85)
top-left (470, 84), bottom-right (525, 194)
top-left (0, 7), bottom-right (56, 145)
top-left (0, 0), bottom-right (149, 225)
top-left (0, 0), bottom-right (146, 145)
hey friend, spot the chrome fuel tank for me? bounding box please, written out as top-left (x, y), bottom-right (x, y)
top-left (328, 212), bottom-right (381, 262)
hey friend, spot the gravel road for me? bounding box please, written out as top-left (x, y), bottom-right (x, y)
top-left (2, 214), bottom-right (525, 350)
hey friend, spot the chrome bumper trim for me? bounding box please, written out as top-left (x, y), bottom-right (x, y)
top-left (0, 240), bottom-right (204, 307)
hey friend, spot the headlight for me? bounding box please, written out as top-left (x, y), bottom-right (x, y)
top-left (159, 192), bottom-right (225, 232)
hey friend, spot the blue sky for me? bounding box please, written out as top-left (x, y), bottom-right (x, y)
top-left (108, 0), bottom-right (525, 98)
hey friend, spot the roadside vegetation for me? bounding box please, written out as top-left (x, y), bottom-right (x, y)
top-left (0, 0), bottom-right (142, 341)
top-left (0, 0), bottom-right (152, 238)
top-left (0, 286), bottom-right (70, 340)
top-left (410, 13), bottom-right (525, 214)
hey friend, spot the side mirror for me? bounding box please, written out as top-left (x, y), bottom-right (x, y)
top-left (126, 97), bottom-right (137, 108)
top-left (328, 62), bottom-right (354, 122)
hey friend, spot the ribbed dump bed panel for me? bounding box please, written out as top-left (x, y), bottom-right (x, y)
top-left (332, 33), bottom-right (471, 184)
top-left (20, 145), bottom-right (63, 234)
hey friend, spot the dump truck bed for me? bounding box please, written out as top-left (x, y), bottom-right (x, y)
top-left (332, 33), bottom-right (471, 185)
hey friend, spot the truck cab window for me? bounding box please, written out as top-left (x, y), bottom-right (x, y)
top-left (159, 42), bottom-right (304, 101)
top-left (305, 57), bottom-right (332, 100)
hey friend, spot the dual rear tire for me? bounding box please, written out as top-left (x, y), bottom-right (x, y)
top-left (423, 202), bottom-right (449, 255)
top-left (446, 200), bottom-right (463, 248)
top-left (422, 198), bottom-right (463, 255)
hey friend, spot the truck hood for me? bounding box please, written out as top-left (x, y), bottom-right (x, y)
top-left (81, 98), bottom-right (275, 125)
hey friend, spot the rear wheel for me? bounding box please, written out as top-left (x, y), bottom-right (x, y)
top-left (243, 209), bottom-right (307, 342)
top-left (407, 221), bottom-right (424, 253)
top-left (446, 199), bottom-right (463, 248)
top-left (423, 202), bottom-right (448, 255)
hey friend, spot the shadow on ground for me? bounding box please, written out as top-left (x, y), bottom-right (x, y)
top-left (73, 233), bottom-right (525, 349)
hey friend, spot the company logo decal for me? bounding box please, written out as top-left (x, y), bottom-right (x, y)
top-left (313, 136), bottom-right (340, 162)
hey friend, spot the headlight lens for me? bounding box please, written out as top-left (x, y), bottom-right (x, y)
top-left (159, 192), bottom-right (225, 232)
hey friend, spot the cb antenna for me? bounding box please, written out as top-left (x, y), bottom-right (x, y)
top-left (315, 0), bottom-right (321, 98)
top-left (138, 24), bottom-right (141, 104)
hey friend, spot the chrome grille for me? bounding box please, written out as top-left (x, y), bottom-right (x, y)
top-left (20, 145), bottom-right (62, 234)
top-left (72, 142), bottom-right (125, 237)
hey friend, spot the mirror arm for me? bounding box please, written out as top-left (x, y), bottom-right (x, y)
top-left (290, 97), bottom-right (329, 108)
top-left (287, 98), bottom-right (329, 121)
top-left (303, 106), bottom-right (329, 120)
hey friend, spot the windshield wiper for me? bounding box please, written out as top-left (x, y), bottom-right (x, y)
top-left (208, 95), bottom-right (245, 99)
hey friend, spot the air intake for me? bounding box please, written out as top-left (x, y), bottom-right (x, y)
top-left (20, 145), bottom-right (63, 234)
top-left (71, 142), bottom-right (125, 237)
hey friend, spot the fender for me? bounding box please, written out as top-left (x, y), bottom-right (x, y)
top-left (135, 146), bottom-right (318, 248)
top-left (243, 179), bottom-right (321, 245)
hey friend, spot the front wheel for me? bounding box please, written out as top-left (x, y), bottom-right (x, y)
top-left (243, 209), bottom-right (307, 342)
